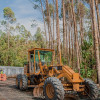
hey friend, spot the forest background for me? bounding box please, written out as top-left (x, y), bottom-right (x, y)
top-left (0, 0), bottom-right (100, 83)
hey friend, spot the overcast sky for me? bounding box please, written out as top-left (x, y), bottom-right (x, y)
top-left (0, 0), bottom-right (44, 35)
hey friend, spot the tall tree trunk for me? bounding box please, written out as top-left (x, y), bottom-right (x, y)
top-left (62, 0), bottom-right (66, 60)
top-left (71, 24), bottom-right (74, 68)
top-left (68, 2), bottom-right (72, 66)
top-left (40, 0), bottom-right (47, 47)
top-left (45, 0), bottom-right (52, 49)
top-left (69, 1), bottom-right (74, 68)
top-left (6, 24), bottom-right (10, 49)
top-left (8, 31), bottom-right (10, 49)
top-left (89, 0), bottom-right (95, 69)
top-left (56, 0), bottom-right (61, 64)
top-left (68, 24), bottom-right (71, 66)
top-left (6, 24), bottom-right (10, 66)
top-left (49, 17), bottom-right (53, 49)
top-left (95, 0), bottom-right (100, 44)
top-left (80, 17), bottom-right (83, 46)
top-left (65, 19), bottom-right (69, 64)
top-left (90, 0), bottom-right (100, 84)
top-left (71, 0), bottom-right (80, 73)
top-left (53, 0), bottom-right (55, 49)
top-left (79, 17), bottom-right (83, 65)
top-left (78, 1), bottom-right (84, 67)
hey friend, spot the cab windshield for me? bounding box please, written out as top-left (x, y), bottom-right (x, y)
top-left (35, 50), bottom-right (53, 66)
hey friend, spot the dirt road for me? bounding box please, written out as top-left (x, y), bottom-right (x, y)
top-left (0, 78), bottom-right (100, 100)
top-left (0, 78), bottom-right (44, 100)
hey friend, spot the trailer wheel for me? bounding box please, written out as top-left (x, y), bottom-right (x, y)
top-left (19, 75), bottom-right (28, 90)
top-left (44, 77), bottom-right (64, 100)
top-left (84, 78), bottom-right (99, 99)
top-left (16, 74), bottom-right (22, 88)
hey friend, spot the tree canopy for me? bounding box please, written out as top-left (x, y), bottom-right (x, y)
top-left (3, 7), bottom-right (16, 23)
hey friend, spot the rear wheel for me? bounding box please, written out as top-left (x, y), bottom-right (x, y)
top-left (84, 78), bottom-right (99, 99)
top-left (16, 74), bottom-right (21, 88)
top-left (19, 75), bottom-right (28, 90)
top-left (44, 77), bottom-right (65, 100)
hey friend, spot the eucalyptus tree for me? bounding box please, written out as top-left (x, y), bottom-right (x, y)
top-left (3, 7), bottom-right (16, 49)
top-left (45, 0), bottom-right (53, 49)
top-left (90, 0), bottom-right (100, 84)
top-left (71, 0), bottom-right (80, 73)
top-left (40, 0), bottom-right (47, 46)
top-left (29, 0), bottom-right (49, 48)
top-left (62, 0), bottom-right (66, 60)
top-left (52, 0), bottom-right (55, 49)
top-left (95, 0), bottom-right (100, 44)
top-left (34, 27), bottom-right (46, 48)
top-left (56, 0), bottom-right (61, 64)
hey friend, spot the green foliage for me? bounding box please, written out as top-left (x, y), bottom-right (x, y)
top-left (80, 33), bottom-right (96, 78)
top-left (61, 56), bottom-right (68, 65)
top-left (0, 23), bottom-right (42, 67)
top-left (34, 27), bottom-right (46, 48)
top-left (3, 7), bottom-right (16, 23)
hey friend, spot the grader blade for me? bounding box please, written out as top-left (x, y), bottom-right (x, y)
top-left (33, 87), bottom-right (43, 97)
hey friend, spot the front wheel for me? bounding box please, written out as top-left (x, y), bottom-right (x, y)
top-left (19, 75), bottom-right (28, 91)
top-left (43, 77), bottom-right (65, 100)
top-left (16, 74), bottom-right (22, 88)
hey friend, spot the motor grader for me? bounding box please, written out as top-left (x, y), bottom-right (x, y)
top-left (16, 48), bottom-right (99, 100)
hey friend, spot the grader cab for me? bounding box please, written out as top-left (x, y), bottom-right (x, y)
top-left (16, 48), bottom-right (99, 100)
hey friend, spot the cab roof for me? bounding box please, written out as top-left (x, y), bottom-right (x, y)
top-left (28, 48), bottom-right (54, 52)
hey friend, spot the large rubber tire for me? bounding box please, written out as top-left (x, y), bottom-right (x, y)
top-left (19, 75), bottom-right (28, 91)
top-left (84, 78), bottom-right (99, 99)
top-left (43, 77), bottom-right (65, 100)
top-left (16, 74), bottom-right (22, 89)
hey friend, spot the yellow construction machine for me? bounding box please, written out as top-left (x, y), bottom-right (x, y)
top-left (16, 48), bottom-right (99, 100)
